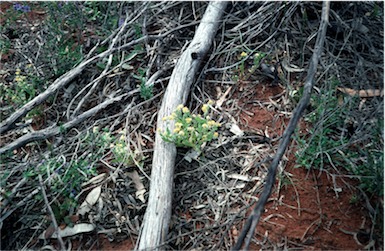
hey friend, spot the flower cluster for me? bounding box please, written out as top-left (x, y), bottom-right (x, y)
top-left (14, 68), bottom-right (26, 83)
top-left (238, 51), bottom-right (266, 79)
top-left (159, 101), bottom-right (221, 151)
top-left (110, 131), bottom-right (137, 166)
top-left (92, 127), bottom-right (143, 167)
top-left (9, 68), bottom-right (36, 105)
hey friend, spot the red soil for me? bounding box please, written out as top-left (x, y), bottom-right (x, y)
top-left (236, 82), bottom-right (370, 250)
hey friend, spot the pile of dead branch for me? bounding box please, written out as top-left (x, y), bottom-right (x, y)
top-left (0, 2), bottom-right (383, 250)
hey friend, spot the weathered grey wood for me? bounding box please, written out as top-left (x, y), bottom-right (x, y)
top-left (137, 2), bottom-right (228, 250)
top-left (0, 95), bottom-right (124, 155)
top-left (0, 36), bottom-right (148, 135)
top-left (0, 50), bottom-right (111, 135)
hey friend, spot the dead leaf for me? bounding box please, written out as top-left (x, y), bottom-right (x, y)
top-left (227, 173), bottom-right (251, 182)
top-left (121, 63), bottom-right (134, 70)
top-left (127, 171), bottom-right (146, 203)
top-left (39, 223), bottom-right (95, 239)
top-left (135, 131), bottom-right (146, 147)
top-left (44, 225), bottom-right (55, 239)
top-left (81, 173), bottom-right (106, 187)
top-left (184, 149), bottom-right (201, 163)
top-left (230, 123), bottom-right (244, 136)
top-left (216, 86), bottom-right (232, 108)
top-left (78, 186), bottom-right (102, 216)
top-left (337, 87), bottom-right (384, 98)
top-left (281, 59), bottom-right (305, 73)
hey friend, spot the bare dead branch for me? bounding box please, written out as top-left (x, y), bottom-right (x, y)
top-left (136, 2), bottom-right (228, 250)
top-left (0, 94), bottom-right (125, 155)
top-left (232, 2), bottom-right (330, 250)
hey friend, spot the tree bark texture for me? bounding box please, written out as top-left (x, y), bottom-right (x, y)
top-left (137, 2), bottom-right (228, 250)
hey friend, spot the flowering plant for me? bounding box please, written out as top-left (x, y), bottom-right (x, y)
top-left (159, 101), bottom-right (221, 151)
top-left (92, 127), bottom-right (144, 167)
top-left (109, 131), bottom-right (144, 167)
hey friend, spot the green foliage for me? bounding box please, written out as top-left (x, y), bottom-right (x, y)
top-left (0, 66), bottom-right (45, 120)
top-left (0, 39), bottom-right (11, 55)
top-left (294, 79), bottom-right (383, 197)
top-left (134, 67), bottom-right (153, 100)
top-left (21, 126), bottom-right (146, 222)
top-left (24, 158), bottom-right (97, 222)
top-left (349, 194), bottom-right (358, 204)
top-left (91, 127), bottom-right (145, 167)
top-left (159, 101), bottom-right (221, 151)
top-left (29, 2), bottom-right (124, 77)
top-left (370, 3), bottom-right (382, 18)
top-left (237, 51), bottom-right (267, 80)
top-left (0, 67), bottom-right (34, 106)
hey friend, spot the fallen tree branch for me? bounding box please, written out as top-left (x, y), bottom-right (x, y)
top-left (0, 4), bottom-right (200, 136)
top-left (136, 2), bottom-right (228, 250)
top-left (0, 94), bottom-right (125, 155)
top-left (0, 6), bottom-right (150, 135)
top-left (232, 2), bottom-right (330, 250)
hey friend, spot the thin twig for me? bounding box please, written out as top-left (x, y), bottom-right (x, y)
top-left (38, 174), bottom-right (66, 251)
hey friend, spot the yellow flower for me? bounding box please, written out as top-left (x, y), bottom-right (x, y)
top-left (185, 117), bottom-right (192, 124)
top-left (173, 127), bottom-right (181, 133)
top-left (162, 116), bottom-right (168, 121)
top-left (202, 123), bottom-right (208, 129)
top-left (182, 107), bottom-right (189, 113)
top-left (119, 134), bottom-right (125, 141)
top-left (176, 104), bottom-right (184, 111)
top-left (178, 131), bottom-right (185, 136)
top-left (213, 132), bottom-right (219, 138)
top-left (240, 51), bottom-right (247, 57)
top-left (216, 122), bottom-right (222, 127)
top-left (171, 113), bottom-right (177, 119)
top-left (208, 120), bottom-right (216, 126)
top-left (15, 76), bottom-right (25, 83)
top-left (92, 127), bottom-right (99, 133)
top-left (207, 100), bottom-right (214, 105)
top-left (175, 122), bottom-right (183, 128)
top-left (187, 127), bottom-right (194, 132)
top-left (201, 104), bottom-right (209, 113)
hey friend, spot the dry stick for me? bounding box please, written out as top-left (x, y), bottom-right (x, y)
top-left (0, 30), bottom-right (194, 136)
top-left (0, 94), bottom-right (125, 155)
top-left (0, 187), bottom-right (40, 225)
top-left (232, 2), bottom-right (330, 250)
top-left (0, 6), bottom-right (196, 135)
top-left (136, 2), bottom-right (228, 250)
top-left (38, 174), bottom-right (66, 251)
top-left (0, 3), bottom-right (152, 135)
top-left (0, 35), bottom-right (147, 135)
